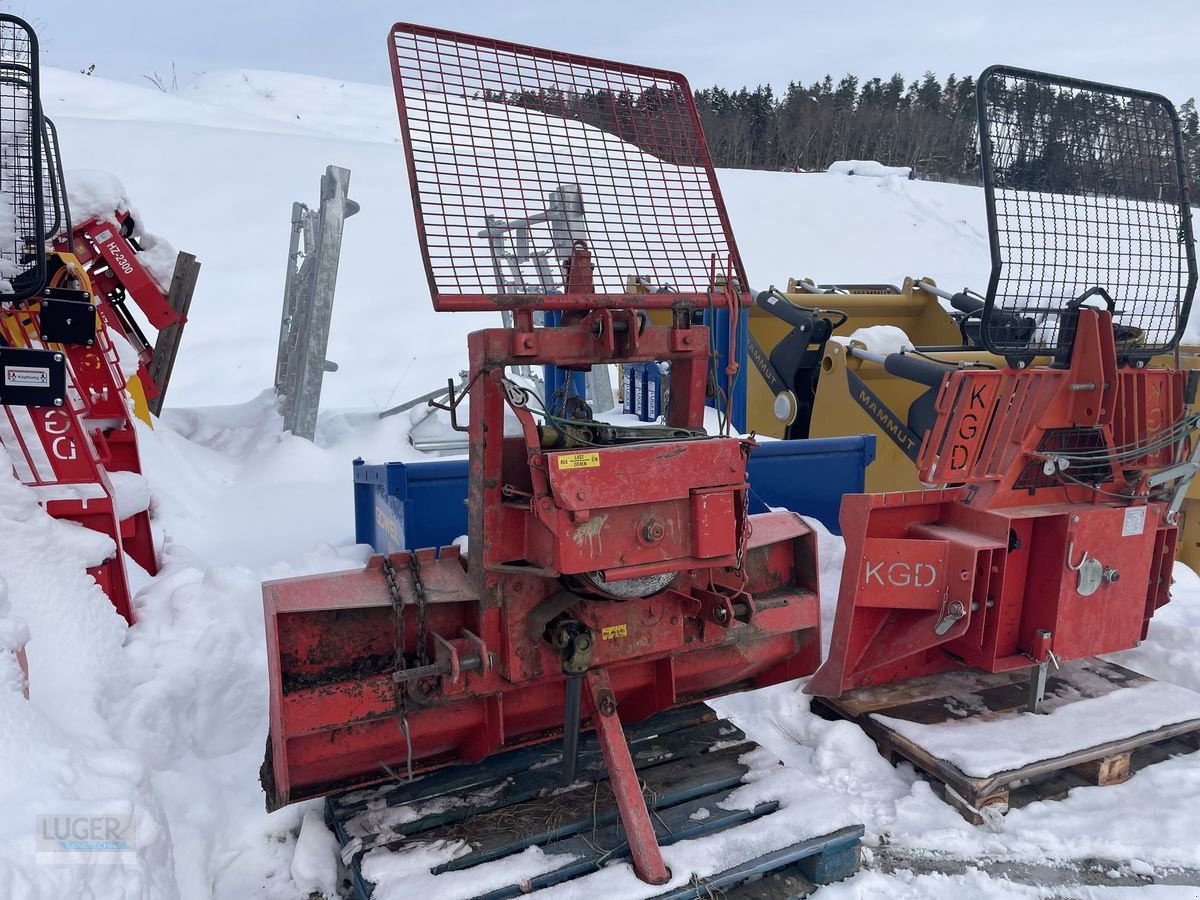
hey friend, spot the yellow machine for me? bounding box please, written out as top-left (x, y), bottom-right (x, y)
top-left (745, 276), bottom-right (1200, 569)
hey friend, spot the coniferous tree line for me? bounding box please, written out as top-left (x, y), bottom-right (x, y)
top-left (489, 73), bottom-right (1200, 195)
top-left (694, 73), bottom-right (1200, 194)
top-left (695, 73), bottom-right (978, 180)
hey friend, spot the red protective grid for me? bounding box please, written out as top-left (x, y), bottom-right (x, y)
top-left (388, 23), bottom-right (749, 312)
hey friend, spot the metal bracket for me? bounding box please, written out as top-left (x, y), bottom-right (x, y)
top-left (426, 372), bottom-right (480, 433)
top-left (1146, 436), bottom-right (1200, 524)
top-left (1066, 542), bottom-right (1106, 597)
top-left (933, 599), bottom-right (966, 636)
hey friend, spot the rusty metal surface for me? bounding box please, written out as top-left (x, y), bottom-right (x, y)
top-left (263, 511), bottom-right (821, 807)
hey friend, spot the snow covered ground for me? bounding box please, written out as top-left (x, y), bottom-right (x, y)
top-left (4, 64), bottom-right (1200, 899)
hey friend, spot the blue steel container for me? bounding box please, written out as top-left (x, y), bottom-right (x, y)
top-left (353, 434), bottom-right (875, 553)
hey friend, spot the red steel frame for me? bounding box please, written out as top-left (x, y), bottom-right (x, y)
top-left (55, 213), bottom-right (183, 403)
top-left (809, 308), bottom-right (1184, 697)
top-left (0, 263), bottom-right (160, 624)
top-left (261, 24), bottom-right (823, 885)
top-left (264, 308), bottom-right (823, 884)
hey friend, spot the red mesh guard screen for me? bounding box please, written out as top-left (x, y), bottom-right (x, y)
top-left (388, 23), bottom-right (749, 312)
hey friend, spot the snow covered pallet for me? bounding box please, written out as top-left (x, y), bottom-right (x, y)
top-left (811, 659), bottom-right (1200, 824)
top-left (327, 704), bottom-right (863, 899)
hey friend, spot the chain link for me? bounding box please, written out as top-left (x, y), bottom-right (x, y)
top-left (381, 556), bottom-right (414, 780)
top-left (408, 552), bottom-right (430, 668)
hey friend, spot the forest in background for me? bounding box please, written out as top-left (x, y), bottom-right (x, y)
top-left (493, 70), bottom-right (1200, 196)
top-left (693, 72), bottom-right (1200, 189)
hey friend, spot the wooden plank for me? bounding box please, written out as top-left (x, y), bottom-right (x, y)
top-left (828, 667), bottom-right (1032, 716)
top-left (827, 658), bottom-right (1149, 719)
top-left (965, 715), bottom-right (1200, 799)
top-left (940, 783), bottom-right (1009, 825)
top-left (147, 251), bottom-right (200, 416)
top-left (862, 704), bottom-right (1200, 801)
top-left (1071, 753), bottom-right (1131, 786)
top-left (815, 658), bottom-right (1200, 823)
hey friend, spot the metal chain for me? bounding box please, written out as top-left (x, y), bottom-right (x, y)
top-left (735, 475), bottom-right (751, 576)
top-left (381, 556), bottom-right (414, 781)
top-left (408, 552), bottom-right (430, 668)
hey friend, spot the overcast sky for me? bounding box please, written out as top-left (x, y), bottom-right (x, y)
top-left (12, 0), bottom-right (1200, 105)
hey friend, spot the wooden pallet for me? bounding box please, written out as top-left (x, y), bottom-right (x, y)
top-left (327, 704), bottom-right (863, 899)
top-left (811, 658), bottom-right (1200, 824)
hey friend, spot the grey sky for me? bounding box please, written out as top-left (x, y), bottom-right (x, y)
top-left (12, 0), bottom-right (1200, 105)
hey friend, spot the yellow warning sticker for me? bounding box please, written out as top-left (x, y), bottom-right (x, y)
top-left (601, 624), bottom-right (628, 640)
top-left (557, 452), bottom-right (600, 470)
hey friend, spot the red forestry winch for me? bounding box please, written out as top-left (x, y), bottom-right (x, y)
top-left (808, 66), bottom-right (1200, 708)
top-left (0, 15), bottom-right (169, 625)
top-left (261, 24), bottom-right (823, 884)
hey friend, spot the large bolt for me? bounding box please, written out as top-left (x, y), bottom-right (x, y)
top-left (714, 606), bottom-right (730, 624)
top-left (642, 520), bottom-right (665, 543)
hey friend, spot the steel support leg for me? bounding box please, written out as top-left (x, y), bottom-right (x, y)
top-left (1027, 629), bottom-right (1053, 715)
top-left (1027, 661), bottom-right (1049, 715)
top-left (585, 669), bottom-right (671, 886)
top-left (561, 673), bottom-right (583, 786)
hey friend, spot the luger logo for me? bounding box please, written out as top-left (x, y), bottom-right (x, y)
top-left (863, 561), bottom-right (938, 588)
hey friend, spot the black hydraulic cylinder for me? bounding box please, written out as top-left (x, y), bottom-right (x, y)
top-left (883, 352), bottom-right (953, 389)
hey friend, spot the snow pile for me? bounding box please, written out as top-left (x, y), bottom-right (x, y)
top-left (0, 579), bottom-right (29, 695)
top-left (875, 678), bottom-right (1200, 778)
top-left (831, 323), bottom-right (915, 355)
top-left (290, 810), bottom-right (340, 897)
top-left (66, 169), bottom-right (179, 292)
top-left (828, 160), bottom-right (915, 179)
top-left (66, 168), bottom-right (135, 223)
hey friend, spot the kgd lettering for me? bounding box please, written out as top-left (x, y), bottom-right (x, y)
top-left (864, 560), bottom-right (938, 588)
